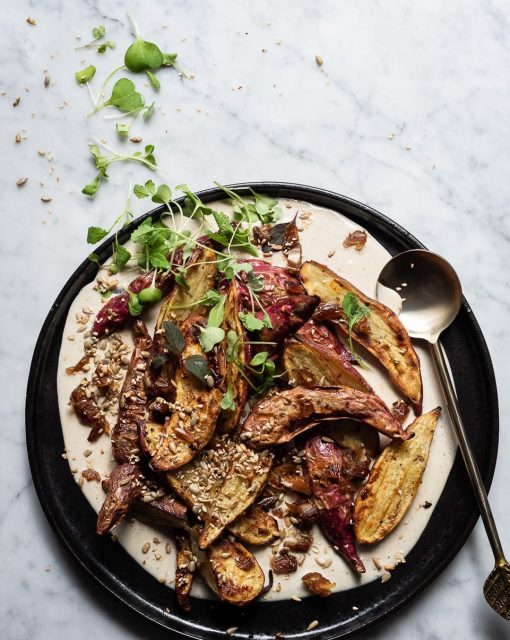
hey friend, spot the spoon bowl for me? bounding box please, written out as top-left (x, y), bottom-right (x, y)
top-left (376, 249), bottom-right (462, 343)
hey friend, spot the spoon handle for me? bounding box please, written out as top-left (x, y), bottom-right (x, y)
top-left (430, 341), bottom-right (506, 564)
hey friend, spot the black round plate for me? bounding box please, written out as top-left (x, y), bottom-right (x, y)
top-left (26, 183), bottom-right (499, 639)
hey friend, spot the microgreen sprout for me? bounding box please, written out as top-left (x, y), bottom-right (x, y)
top-left (125, 12), bottom-right (187, 88)
top-left (75, 25), bottom-right (115, 54)
top-left (342, 292), bottom-right (371, 366)
top-left (86, 182), bottom-right (134, 272)
top-left (75, 65), bottom-right (96, 85)
top-left (82, 142), bottom-right (157, 197)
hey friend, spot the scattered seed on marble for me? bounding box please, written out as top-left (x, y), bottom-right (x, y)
top-left (16, 177), bottom-right (28, 187)
top-left (142, 542), bottom-right (150, 554)
top-left (26, 17), bottom-right (37, 25)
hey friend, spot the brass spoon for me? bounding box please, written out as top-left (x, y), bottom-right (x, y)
top-left (376, 248), bottom-right (510, 621)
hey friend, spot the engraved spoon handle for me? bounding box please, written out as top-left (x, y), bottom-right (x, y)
top-left (430, 341), bottom-right (506, 565)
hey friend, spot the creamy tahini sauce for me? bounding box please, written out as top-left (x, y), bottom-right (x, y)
top-left (57, 199), bottom-right (457, 601)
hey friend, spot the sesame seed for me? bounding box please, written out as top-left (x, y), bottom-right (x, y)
top-left (291, 595), bottom-right (302, 602)
top-left (226, 628), bottom-right (239, 636)
top-left (307, 620), bottom-right (319, 631)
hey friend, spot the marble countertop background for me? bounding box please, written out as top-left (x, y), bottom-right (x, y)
top-left (1, 1), bottom-right (509, 638)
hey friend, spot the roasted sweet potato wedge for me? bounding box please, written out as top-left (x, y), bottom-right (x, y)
top-left (175, 533), bottom-right (195, 613)
top-left (320, 421), bottom-right (379, 481)
top-left (256, 295), bottom-right (320, 348)
top-left (354, 407), bottom-right (441, 544)
top-left (227, 505), bottom-right (279, 545)
top-left (238, 259), bottom-right (306, 307)
top-left (218, 280), bottom-right (250, 433)
top-left (141, 315), bottom-right (224, 471)
top-left (111, 320), bottom-right (151, 464)
top-left (268, 462), bottom-right (311, 495)
top-left (96, 463), bottom-right (143, 535)
top-left (145, 246), bottom-right (217, 402)
top-left (165, 435), bottom-right (273, 547)
top-left (241, 386), bottom-right (411, 448)
top-left (300, 261), bottom-right (423, 413)
top-left (157, 245), bottom-right (218, 326)
top-left (70, 384), bottom-right (109, 442)
top-left (199, 449), bottom-right (273, 548)
top-left (284, 319), bottom-right (372, 392)
top-left (305, 434), bottom-right (365, 573)
top-left (199, 537), bottom-right (265, 606)
top-left (135, 494), bottom-right (265, 608)
top-left (286, 321), bottom-right (362, 388)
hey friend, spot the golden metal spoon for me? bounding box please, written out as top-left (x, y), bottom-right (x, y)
top-left (377, 249), bottom-right (509, 621)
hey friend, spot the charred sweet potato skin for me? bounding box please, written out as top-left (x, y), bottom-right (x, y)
top-left (300, 260), bottom-right (423, 413)
top-left (111, 321), bottom-right (151, 464)
top-left (284, 319), bottom-right (372, 392)
top-left (354, 408), bottom-right (441, 544)
top-left (96, 463), bottom-right (142, 535)
top-left (70, 385), bottom-right (109, 442)
top-left (175, 533), bottom-right (195, 613)
top-left (256, 295), bottom-right (320, 347)
top-left (304, 435), bottom-right (365, 573)
top-left (241, 385), bottom-right (410, 448)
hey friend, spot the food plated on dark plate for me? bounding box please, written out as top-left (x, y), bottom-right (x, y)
top-left (27, 183), bottom-right (498, 639)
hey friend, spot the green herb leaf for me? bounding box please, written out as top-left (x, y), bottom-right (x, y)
top-left (163, 320), bottom-right (185, 355)
top-left (220, 386), bottom-right (237, 411)
top-left (87, 226), bottom-right (108, 244)
top-left (198, 326), bottom-right (225, 353)
top-left (177, 184), bottom-right (217, 218)
top-left (250, 351), bottom-right (268, 367)
top-left (239, 311), bottom-right (265, 332)
top-left (125, 38), bottom-right (164, 73)
top-left (111, 243), bottom-right (131, 270)
top-left (207, 296), bottom-right (226, 328)
top-left (183, 355), bottom-right (213, 385)
top-left (97, 40), bottom-right (115, 54)
top-left (75, 65), bottom-right (96, 84)
top-left (92, 25), bottom-right (106, 39)
top-left (88, 252), bottom-right (100, 264)
top-left (342, 292), bottom-right (371, 365)
top-left (134, 180), bottom-right (157, 198)
top-left (104, 78), bottom-right (145, 113)
top-left (128, 292), bottom-right (143, 316)
top-left (116, 122), bottom-right (130, 137)
top-left (200, 289), bottom-right (224, 308)
top-left (152, 184), bottom-right (172, 204)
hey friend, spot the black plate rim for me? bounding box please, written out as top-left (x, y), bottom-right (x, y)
top-left (26, 181), bottom-right (499, 640)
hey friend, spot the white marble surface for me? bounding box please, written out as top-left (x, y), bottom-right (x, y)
top-left (1, 1), bottom-right (509, 638)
